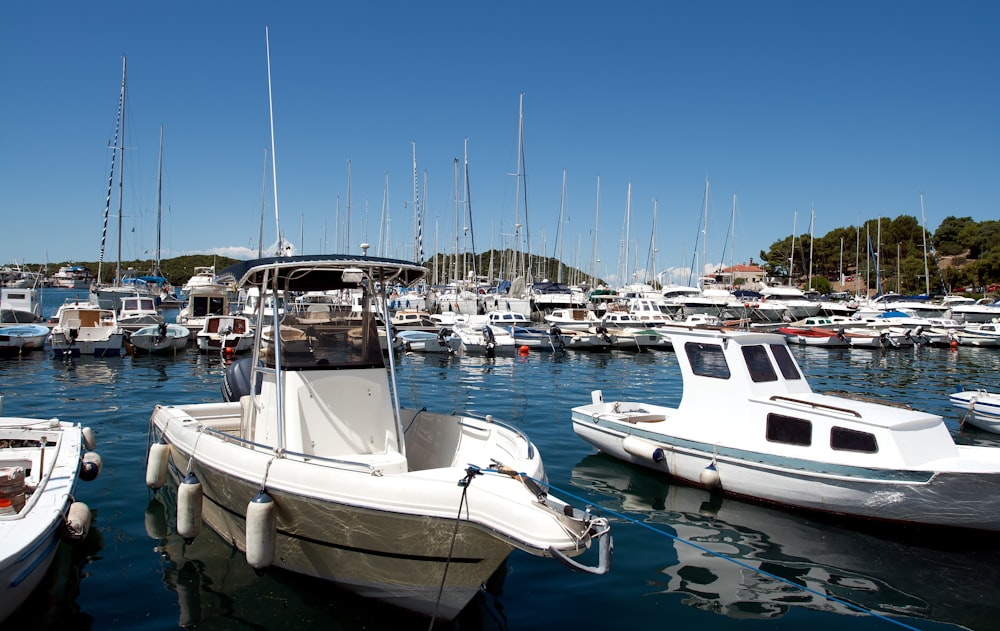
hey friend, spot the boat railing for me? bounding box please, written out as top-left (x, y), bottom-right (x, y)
top-left (198, 424), bottom-right (383, 474)
top-left (768, 395), bottom-right (863, 418)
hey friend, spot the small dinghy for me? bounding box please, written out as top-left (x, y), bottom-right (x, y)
top-left (1, 403), bottom-right (101, 623)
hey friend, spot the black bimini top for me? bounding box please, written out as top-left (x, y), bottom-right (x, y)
top-left (221, 254), bottom-right (427, 292)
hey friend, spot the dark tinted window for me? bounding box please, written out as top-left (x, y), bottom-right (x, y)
top-left (831, 427), bottom-right (878, 453)
top-left (769, 344), bottom-right (802, 380)
top-left (743, 345), bottom-right (777, 382)
top-left (766, 414), bottom-right (812, 446)
top-left (684, 342), bottom-right (730, 379)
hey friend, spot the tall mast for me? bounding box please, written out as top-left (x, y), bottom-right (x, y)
top-left (808, 206), bottom-right (815, 291)
top-left (115, 55), bottom-right (126, 286)
top-left (265, 26), bottom-right (285, 256)
top-left (557, 168), bottom-right (566, 284)
top-left (453, 157), bottom-right (460, 283)
top-left (788, 210), bottom-right (797, 286)
top-left (463, 138), bottom-right (477, 279)
top-left (591, 176), bottom-right (601, 287)
top-left (345, 159), bottom-right (352, 253)
top-left (411, 142), bottom-right (422, 263)
top-left (920, 192), bottom-right (931, 296)
top-left (154, 125), bottom-right (164, 277)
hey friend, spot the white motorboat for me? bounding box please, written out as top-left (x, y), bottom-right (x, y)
top-left (49, 301), bottom-right (125, 358)
top-left (194, 315), bottom-right (254, 355)
top-left (950, 388), bottom-right (1000, 433)
top-left (543, 308), bottom-right (602, 332)
top-left (570, 325), bottom-right (1000, 532)
top-left (0, 412), bottom-right (100, 623)
top-left (129, 323), bottom-right (190, 354)
top-left (0, 324), bottom-right (50, 357)
top-left (394, 328), bottom-right (459, 354)
top-left (949, 298), bottom-right (1000, 324)
top-left (952, 322), bottom-right (1000, 348)
top-left (117, 295), bottom-right (164, 333)
top-left (176, 268), bottom-right (235, 332)
top-left (0, 287), bottom-right (44, 324)
top-left (145, 255), bottom-right (611, 620)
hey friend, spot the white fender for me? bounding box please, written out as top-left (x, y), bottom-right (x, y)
top-left (82, 426), bottom-right (97, 451)
top-left (622, 434), bottom-right (665, 464)
top-left (699, 462), bottom-right (721, 488)
top-left (245, 490), bottom-right (276, 569)
top-left (176, 473), bottom-right (203, 541)
top-left (64, 501), bottom-right (91, 541)
top-left (146, 441), bottom-right (170, 490)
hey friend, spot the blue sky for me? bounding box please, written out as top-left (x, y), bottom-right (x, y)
top-left (2, 1), bottom-right (997, 286)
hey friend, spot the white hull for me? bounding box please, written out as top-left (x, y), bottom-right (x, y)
top-left (146, 255), bottom-right (610, 620)
top-left (152, 402), bottom-right (603, 619)
top-left (130, 324), bottom-right (190, 353)
top-left (951, 390), bottom-right (1000, 433)
top-left (570, 326), bottom-right (1000, 532)
top-left (572, 405), bottom-right (1000, 530)
top-left (0, 417), bottom-right (97, 623)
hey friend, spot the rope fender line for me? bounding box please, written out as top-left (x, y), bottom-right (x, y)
top-left (519, 473), bottom-right (926, 631)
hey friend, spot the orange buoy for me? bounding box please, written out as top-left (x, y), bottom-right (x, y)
top-left (519, 345), bottom-right (530, 355)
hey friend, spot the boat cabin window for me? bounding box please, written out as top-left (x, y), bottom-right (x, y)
top-left (192, 296), bottom-right (227, 317)
top-left (742, 345), bottom-right (778, 382)
top-left (766, 413), bottom-right (812, 446)
top-left (684, 342), bottom-right (731, 379)
top-left (830, 427), bottom-right (878, 453)
top-left (769, 344), bottom-right (802, 380)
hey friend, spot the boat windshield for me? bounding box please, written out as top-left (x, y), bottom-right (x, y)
top-left (260, 307), bottom-right (385, 371)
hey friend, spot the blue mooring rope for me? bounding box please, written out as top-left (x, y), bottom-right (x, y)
top-left (481, 467), bottom-right (925, 631)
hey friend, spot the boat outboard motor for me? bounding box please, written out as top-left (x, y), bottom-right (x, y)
top-left (222, 356), bottom-right (262, 402)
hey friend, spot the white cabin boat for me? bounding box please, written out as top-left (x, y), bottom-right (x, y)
top-left (195, 315), bottom-right (253, 355)
top-left (571, 326), bottom-right (1000, 532)
top-left (146, 255), bottom-right (611, 620)
top-left (49, 301), bottom-right (124, 357)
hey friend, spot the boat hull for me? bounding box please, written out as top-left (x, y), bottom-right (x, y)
top-left (0, 418), bottom-right (93, 623)
top-left (571, 403), bottom-right (1000, 532)
top-left (151, 401), bottom-right (603, 619)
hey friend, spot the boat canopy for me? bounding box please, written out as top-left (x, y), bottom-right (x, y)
top-left (222, 255), bottom-right (427, 292)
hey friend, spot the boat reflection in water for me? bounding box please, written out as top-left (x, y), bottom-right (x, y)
top-left (571, 453), bottom-right (1000, 630)
top-left (144, 492), bottom-right (510, 631)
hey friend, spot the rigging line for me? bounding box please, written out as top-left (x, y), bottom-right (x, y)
top-left (495, 471), bottom-right (926, 631)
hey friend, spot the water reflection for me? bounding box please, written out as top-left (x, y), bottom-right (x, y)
top-left (3, 520), bottom-right (103, 629)
top-left (571, 453), bottom-right (1000, 630)
top-left (144, 494), bottom-right (509, 630)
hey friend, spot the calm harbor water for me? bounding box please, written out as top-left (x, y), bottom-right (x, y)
top-left (2, 288), bottom-right (999, 631)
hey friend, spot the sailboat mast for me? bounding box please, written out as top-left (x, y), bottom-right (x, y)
top-left (345, 159), bottom-right (352, 254)
top-left (808, 207), bottom-right (815, 291)
top-left (265, 26), bottom-right (285, 256)
top-left (591, 176), bottom-right (600, 287)
top-left (557, 168), bottom-right (566, 284)
top-left (115, 55), bottom-right (126, 286)
top-left (453, 157), bottom-right (460, 283)
top-left (788, 210), bottom-right (797, 286)
top-left (463, 138), bottom-right (478, 279)
top-left (411, 142), bottom-right (422, 263)
top-left (920, 192), bottom-right (931, 296)
top-left (155, 125), bottom-right (163, 277)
